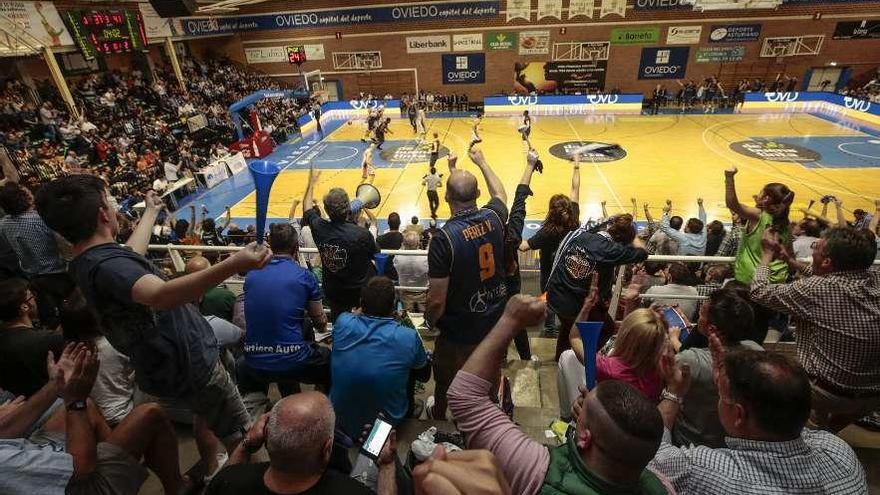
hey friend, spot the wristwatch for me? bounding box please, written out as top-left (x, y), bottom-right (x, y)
top-left (65, 400), bottom-right (88, 412)
top-left (661, 389), bottom-right (683, 405)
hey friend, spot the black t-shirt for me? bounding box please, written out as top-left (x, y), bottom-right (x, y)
top-left (546, 230), bottom-right (648, 319)
top-left (0, 327), bottom-right (64, 396)
top-left (206, 463), bottom-right (372, 495)
top-left (376, 231), bottom-right (403, 250)
top-left (528, 202), bottom-right (579, 290)
top-left (69, 243), bottom-right (218, 398)
top-left (428, 197), bottom-right (509, 344)
top-left (303, 210), bottom-right (379, 297)
top-left (201, 227), bottom-right (227, 246)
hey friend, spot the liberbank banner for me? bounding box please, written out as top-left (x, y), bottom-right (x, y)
top-left (179, 0), bottom-right (500, 36)
top-left (742, 92), bottom-right (879, 126)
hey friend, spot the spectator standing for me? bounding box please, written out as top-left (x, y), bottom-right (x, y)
top-left (394, 231), bottom-right (429, 312)
top-left (659, 198), bottom-right (707, 256)
top-left (425, 148), bottom-right (508, 420)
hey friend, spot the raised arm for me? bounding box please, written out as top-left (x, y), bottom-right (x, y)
top-left (468, 148), bottom-right (507, 205)
top-left (643, 202), bottom-right (655, 225)
top-left (724, 167), bottom-right (761, 224)
top-left (697, 197), bottom-right (706, 234)
top-left (302, 165), bottom-right (320, 217)
top-left (601, 201), bottom-right (608, 219)
top-left (570, 154), bottom-right (581, 203)
top-left (833, 198), bottom-right (847, 227)
top-left (631, 197), bottom-right (638, 221)
top-left (187, 204), bottom-right (196, 236)
top-left (568, 275), bottom-right (600, 364)
top-left (126, 191), bottom-right (163, 255)
top-left (869, 199), bottom-right (880, 234)
top-left (221, 206), bottom-right (232, 231)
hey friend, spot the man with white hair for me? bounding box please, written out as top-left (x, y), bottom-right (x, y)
top-left (207, 392), bottom-right (395, 494)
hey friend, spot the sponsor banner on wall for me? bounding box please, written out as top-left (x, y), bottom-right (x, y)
top-left (442, 53), bottom-right (486, 84)
top-left (632, 0), bottom-right (689, 9)
top-left (666, 26), bottom-right (701, 45)
top-left (833, 20), bottom-right (880, 40)
top-left (303, 44), bottom-right (325, 60)
top-left (537, 0), bottom-right (563, 20)
top-left (638, 47), bottom-right (689, 79)
top-left (407, 35), bottom-right (450, 53)
top-left (245, 44), bottom-right (325, 63)
top-left (695, 46), bottom-right (746, 63)
top-left (506, 0), bottom-right (531, 21)
top-left (487, 32), bottom-right (515, 49)
top-left (179, 0), bottom-right (500, 36)
top-left (453, 33), bottom-right (483, 51)
top-left (514, 61), bottom-right (607, 92)
top-left (518, 30), bottom-right (551, 55)
top-left (139, 3), bottom-right (177, 39)
top-left (709, 24), bottom-right (762, 43)
top-left (611, 27), bottom-right (660, 45)
top-left (0, 1), bottom-right (73, 54)
top-left (568, 0), bottom-right (593, 18)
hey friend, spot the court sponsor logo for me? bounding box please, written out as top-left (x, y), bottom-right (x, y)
top-left (586, 94), bottom-right (619, 105)
top-left (379, 143), bottom-right (450, 164)
top-left (843, 96), bottom-right (872, 112)
top-left (507, 95), bottom-right (539, 106)
top-left (763, 92), bottom-right (799, 102)
top-left (730, 140), bottom-right (821, 162)
top-left (548, 141), bottom-right (627, 162)
top-left (348, 99), bottom-right (381, 110)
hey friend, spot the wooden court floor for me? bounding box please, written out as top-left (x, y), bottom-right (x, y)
top-left (228, 112), bottom-right (880, 225)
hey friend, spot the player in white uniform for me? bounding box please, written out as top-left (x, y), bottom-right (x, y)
top-left (518, 110), bottom-right (532, 148)
top-left (468, 113), bottom-right (483, 149)
top-left (362, 143), bottom-right (376, 180)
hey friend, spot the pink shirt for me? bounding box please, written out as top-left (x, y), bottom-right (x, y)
top-left (596, 355), bottom-right (663, 402)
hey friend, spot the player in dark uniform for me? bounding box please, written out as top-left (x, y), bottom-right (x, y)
top-left (425, 147), bottom-right (508, 420)
top-left (428, 132), bottom-right (441, 168)
top-left (519, 110), bottom-right (532, 148)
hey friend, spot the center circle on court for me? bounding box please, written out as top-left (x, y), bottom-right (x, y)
top-left (315, 145), bottom-right (359, 162)
top-left (548, 141), bottom-right (627, 162)
top-left (379, 144), bottom-right (451, 164)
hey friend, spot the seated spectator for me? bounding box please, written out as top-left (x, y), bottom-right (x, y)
top-left (330, 277), bottom-right (430, 437)
top-left (644, 262), bottom-right (699, 320)
top-left (0, 278), bottom-right (63, 397)
top-left (449, 295), bottom-right (671, 495)
top-left (404, 215), bottom-right (423, 236)
top-left (659, 198), bottom-right (707, 256)
top-left (651, 337), bottom-right (868, 493)
top-left (631, 261), bottom-right (667, 294)
top-left (394, 231), bottom-right (428, 312)
top-left (207, 392), bottom-right (384, 495)
top-left (239, 223), bottom-right (330, 399)
top-left (186, 255), bottom-right (236, 322)
top-left (670, 289), bottom-right (761, 448)
top-left (0, 343), bottom-right (193, 495)
top-left (751, 226), bottom-right (880, 432)
top-left (791, 217), bottom-right (822, 259)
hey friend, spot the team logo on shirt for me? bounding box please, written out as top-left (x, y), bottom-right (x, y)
top-left (564, 246), bottom-right (596, 280)
top-left (320, 244), bottom-right (348, 272)
top-left (379, 143), bottom-right (450, 164)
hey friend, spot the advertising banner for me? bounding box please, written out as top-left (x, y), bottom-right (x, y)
top-left (638, 47), bottom-right (689, 79)
top-left (179, 0), bottom-right (500, 36)
top-left (518, 30), bottom-right (551, 54)
top-left (245, 46), bottom-right (287, 63)
top-left (695, 46), bottom-right (746, 63)
top-left (139, 2), bottom-right (177, 39)
top-left (406, 35), bottom-right (450, 53)
top-left (632, 0), bottom-right (688, 9)
top-left (487, 32), bottom-right (515, 49)
top-left (442, 53), bottom-right (486, 84)
top-left (832, 20), bottom-right (880, 40)
top-left (537, 0), bottom-right (563, 19)
top-left (611, 27), bottom-right (660, 45)
top-left (708, 24), bottom-right (762, 43)
top-left (514, 61), bottom-right (607, 92)
top-left (303, 44), bottom-right (325, 60)
top-left (506, 0), bottom-right (531, 21)
top-left (666, 26), bottom-right (701, 45)
top-left (568, 0), bottom-right (594, 18)
top-left (0, 1), bottom-right (72, 55)
top-left (453, 33), bottom-right (483, 51)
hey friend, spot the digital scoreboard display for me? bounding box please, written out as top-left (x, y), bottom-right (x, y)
top-left (62, 9), bottom-right (149, 60)
top-left (287, 45), bottom-right (307, 64)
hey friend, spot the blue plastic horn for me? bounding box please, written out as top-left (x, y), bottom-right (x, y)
top-left (575, 321), bottom-right (604, 390)
top-left (374, 252), bottom-right (389, 275)
top-left (248, 160), bottom-right (281, 245)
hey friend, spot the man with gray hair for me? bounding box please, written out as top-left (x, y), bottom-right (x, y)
top-left (207, 391), bottom-right (396, 494)
top-left (302, 167), bottom-right (379, 321)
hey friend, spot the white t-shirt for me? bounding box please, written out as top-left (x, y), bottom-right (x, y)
top-left (644, 284), bottom-right (699, 321)
top-left (91, 337), bottom-right (135, 425)
top-left (394, 253), bottom-right (429, 290)
top-left (792, 235), bottom-right (817, 259)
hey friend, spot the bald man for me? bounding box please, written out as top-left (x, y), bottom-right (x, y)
top-left (425, 147), bottom-right (508, 420)
top-left (207, 392), bottom-right (394, 494)
top-left (186, 255), bottom-right (237, 322)
top-left (447, 295), bottom-right (670, 495)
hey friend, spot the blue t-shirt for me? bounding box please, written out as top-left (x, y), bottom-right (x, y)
top-left (244, 257), bottom-right (322, 371)
top-left (330, 313), bottom-right (428, 437)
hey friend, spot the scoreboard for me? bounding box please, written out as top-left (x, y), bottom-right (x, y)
top-left (62, 9), bottom-right (149, 60)
top-left (286, 45), bottom-right (307, 64)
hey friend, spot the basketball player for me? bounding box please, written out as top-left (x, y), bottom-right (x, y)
top-left (425, 147), bottom-right (508, 420)
top-left (361, 107), bottom-right (378, 143)
top-left (416, 102), bottom-right (428, 139)
top-left (518, 110), bottom-right (532, 147)
top-left (468, 112), bottom-right (483, 149)
top-left (428, 132), bottom-right (441, 168)
top-left (362, 143), bottom-right (376, 180)
top-left (375, 117), bottom-right (392, 150)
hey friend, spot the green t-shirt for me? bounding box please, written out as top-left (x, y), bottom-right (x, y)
top-left (201, 286), bottom-right (236, 322)
top-left (735, 212), bottom-right (789, 284)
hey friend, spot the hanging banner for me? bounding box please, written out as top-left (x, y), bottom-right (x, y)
top-left (695, 46), bottom-right (746, 63)
top-left (138, 2), bottom-right (176, 39)
top-left (507, 0), bottom-right (531, 21)
top-left (453, 33), bottom-right (483, 51)
top-left (638, 47), bottom-right (689, 79)
top-left (180, 0), bottom-right (500, 36)
top-left (514, 60), bottom-right (607, 92)
top-left (599, 0), bottom-right (627, 17)
top-left (666, 26), bottom-right (701, 45)
top-left (537, 0), bottom-right (563, 19)
top-left (611, 27), bottom-right (660, 45)
top-left (442, 53), bottom-right (486, 84)
top-left (832, 20), bottom-right (880, 40)
top-left (0, 1), bottom-right (73, 54)
top-left (245, 46), bottom-right (287, 63)
top-left (709, 24), bottom-right (762, 43)
top-left (487, 32), bottom-right (515, 49)
top-left (303, 44), bottom-right (325, 60)
top-left (633, 0), bottom-right (689, 9)
top-left (518, 30), bottom-right (551, 54)
top-left (406, 35), bottom-right (451, 53)
top-left (568, 0), bottom-right (593, 18)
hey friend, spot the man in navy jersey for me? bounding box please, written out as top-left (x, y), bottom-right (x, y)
top-left (426, 147), bottom-right (508, 420)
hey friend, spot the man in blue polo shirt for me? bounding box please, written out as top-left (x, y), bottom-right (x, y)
top-left (239, 223), bottom-right (329, 397)
top-left (330, 276), bottom-right (430, 437)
